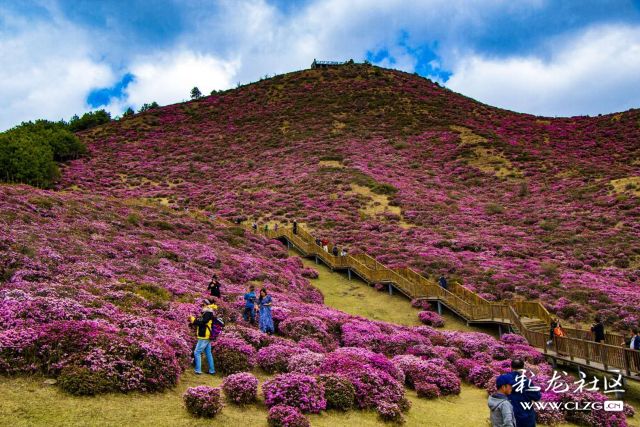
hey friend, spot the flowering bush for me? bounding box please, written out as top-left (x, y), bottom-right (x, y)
top-left (467, 364), bottom-right (496, 388)
top-left (262, 373), bottom-right (326, 413)
top-left (415, 382), bottom-right (440, 399)
top-left (183, 386), bottom-right (223, 418)
top-left (300, 268), bottom-right (318, 279)
top-left (279, 316), bottom-right (335, 347)
top-left (392, 355), bottom-right (460, 396)
top-left (267, 405), bottom-right (310, 427)
top-left (222, 372), bottom-right (258, 404)
top-left (258, 344), bottom-right (303, 374)
top-left (418, 310), bottom-right (445, 327)
top-left (212, 335), bottom-right (257, 374)
top-left (287, 351), bottom-right (325, 375)
top-left (318, 374), bottom-right (356, 411)
top-left (376, 401), bottom-right (405, 424)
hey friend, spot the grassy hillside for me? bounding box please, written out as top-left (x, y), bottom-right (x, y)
top-left (59, 64), bottom-right (640, 331)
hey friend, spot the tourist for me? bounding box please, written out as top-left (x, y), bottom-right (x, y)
top-left (438, 275), bottom-right (448, 290)
top-left (264, 223), bottom-right (269, 232)
top-left (207, 273), bottom-right (221, 300)
top-left (507, 359), bottom-right (541, 427)
top-left (332, 245), bottom-right (339, 256)
top-left (322, 239), bottom-right (329, 252)
top-left (243, 285), bottom-right (257, 325)
top-left (258, 288), bottom-right (274, 335)
top-left (488, 374), bottom-right (516, 427)
top-left (292, 220), bottom-right (298, 235)
top-left (340, 248), bottom-right (348, 257)
top-left (629, 329), bottom-right (640, 372)
top-left (547, 318), bottom-right (558, 346)
top-left (591, 316), bottom-right (605, 343)
top-left (189, 299), bottom-right (222, 375)
top-left (252, 222), bottom-right (258, 232)
top-left (274, 223), bottom-right (278, 231)
top-left (315, 238), bottom-right (322, 246)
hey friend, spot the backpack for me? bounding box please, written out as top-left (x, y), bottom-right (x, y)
top-left (210, 317), bottom-right (225, 340)
top-left (554, 326), bottom-right (565, 337)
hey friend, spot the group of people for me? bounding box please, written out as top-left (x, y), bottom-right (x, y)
top-left (489, 359), bottom-right (541, 427)
top-left (314, 237), bottom-right (348, 257)
top-left (188, 274), bottom-right (276, 375)
top-left (242, 284), bottom-right (274, 334)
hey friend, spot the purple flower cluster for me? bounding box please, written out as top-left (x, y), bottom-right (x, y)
top-left (267, 405), bottom-right (310, 427)
top-left (262, 373), bottom-right (326, 414)
top-left (183, 386), bottom-right (223, 418)
top-left (418, 310), bottom-right (445, 327)
top-left (222, 372), bottom-right (258, 404)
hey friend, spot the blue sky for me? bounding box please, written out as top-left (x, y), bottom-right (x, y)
top-left (1, 0), bottom-right (640, 129)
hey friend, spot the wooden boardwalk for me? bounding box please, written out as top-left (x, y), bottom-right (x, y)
top-left (238, 223), bottom-right (639, 380)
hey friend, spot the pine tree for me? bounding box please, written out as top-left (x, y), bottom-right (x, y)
top-left (190, 87), bottom-right (202, 100)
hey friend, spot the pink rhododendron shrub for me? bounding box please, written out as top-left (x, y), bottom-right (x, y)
top-left (467, 364), bottom-right (496, 388)
top-left (279, 316), bottom-right (335, 348)
top-left (222, 372), bottom-right (259, 404)
top-left (267, 405), bottom-right (310, 427)
top-left (258, 344), bottom-right (304, 374)
top-left (212, 335), bottom-right (258, 374)
top-left (418, 310), bottom-right (444, 327)
top-left (300, 268), bottom-right (318, 279)
top-left (287, 352), bottom-right (325, 375)
top-left (183, 386), bottom-right (223, 418)
top-left (392, 355), bottom-right (460, 396)
top-left (317, 374), bottom-right (356, 411)
top-left (376, 401), bottom-right (405, 424)
top-left (262, 373), bottom-right (326, 413)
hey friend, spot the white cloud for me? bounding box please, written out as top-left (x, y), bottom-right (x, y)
top-left (0, 7), bottom-right (115, 130)
top-left (123, 50), bottom-right (239, 108)
top-left (445, 25), bottom-right (640, 116)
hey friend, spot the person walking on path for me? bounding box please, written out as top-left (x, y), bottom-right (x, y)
top-left (547, 318), bottom-right (559, 346)
top-left (258, 288), bottom-right (274, 334)
top-left (489, 374), bottom-right (516, 427)
top-left (292, 220), bottom-right (298, 235)
top-left (252, 222), bottom-right (258, 232)
top-left (438, 275), bottom-right (448, 290)
top-left (591, 316), bottom-right (605, 343)
top-left (243, 285), bottom-right (257, 325)
top-left (189, 299), bottom-right (222, 375)
top-left (332, 245), bottom-right (339, 257)
top-left (322, 239), bottom-right (329, 252)
top-left (207, 274), bottom-right (221, 300)
top-left (340, 248), bottom-right (348, 257)
top-left (506, 358), bottom-right (541, 427)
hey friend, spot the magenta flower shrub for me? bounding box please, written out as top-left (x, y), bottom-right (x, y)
top-left (418, 310), bottom-right (445, 327)
top-left (376, 401), bottom-right (405, 424)
top-left (467, 364), bottom-right (496, 388)
top-left (415, 382), bottom-right (440, 399)
top-left (317, 374), bottom-right (356, 411)
top-left (267, 405), bottom-right (310, 427)
top-left (279, 316), bottom-right (335, 348)
top-left (392, 355), bottom-right (461, 396)
top-left (183, 386), bottom-right (223, 418)
top-left (287, 352), bottom-right (325, 375)
top-left (258, 344), bottom-right (303, 374)
top-left (262, 373), bottom-right (326, 413)
top-left (222, 372), bottom-right (259, 405)
top-left (300, 268), bottom-right (318, 279)
top-left (212, 335), bottom-right (257, 374)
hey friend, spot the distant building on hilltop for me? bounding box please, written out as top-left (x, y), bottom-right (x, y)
top-left (311, 59), bottom-right (352, 69)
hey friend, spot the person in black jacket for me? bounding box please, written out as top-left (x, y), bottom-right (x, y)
top-left (207, 274), bottom-right (221, 299)
top-left (591, 316), bottom-right (605, 343)
top-left (189, 299), bottom-right (218, 375)
top-left (292, 220), bottom-right (298, 235)
top-left (507, 359), bottom-right (541, 427)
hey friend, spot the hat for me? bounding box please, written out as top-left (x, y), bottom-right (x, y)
top-left (496, 374), bottom-right (515, 389)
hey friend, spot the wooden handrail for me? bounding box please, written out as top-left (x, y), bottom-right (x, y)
top-left (237, 222), bottom-right (636, 372)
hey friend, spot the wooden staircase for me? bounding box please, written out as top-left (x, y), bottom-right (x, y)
top-left (230, 221), bottom-right (639, 380)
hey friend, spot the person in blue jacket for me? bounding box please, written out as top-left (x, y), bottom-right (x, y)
top-left (507, 358), bottom-right (542, 427)
top-left (243, 285), bottom-right (257, 325)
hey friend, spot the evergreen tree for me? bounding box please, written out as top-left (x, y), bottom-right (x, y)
top-left (190, 86), bottom-right (202, 100)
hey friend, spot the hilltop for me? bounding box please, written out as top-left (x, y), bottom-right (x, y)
top-left (59, 64), bottom-right (640, 331)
